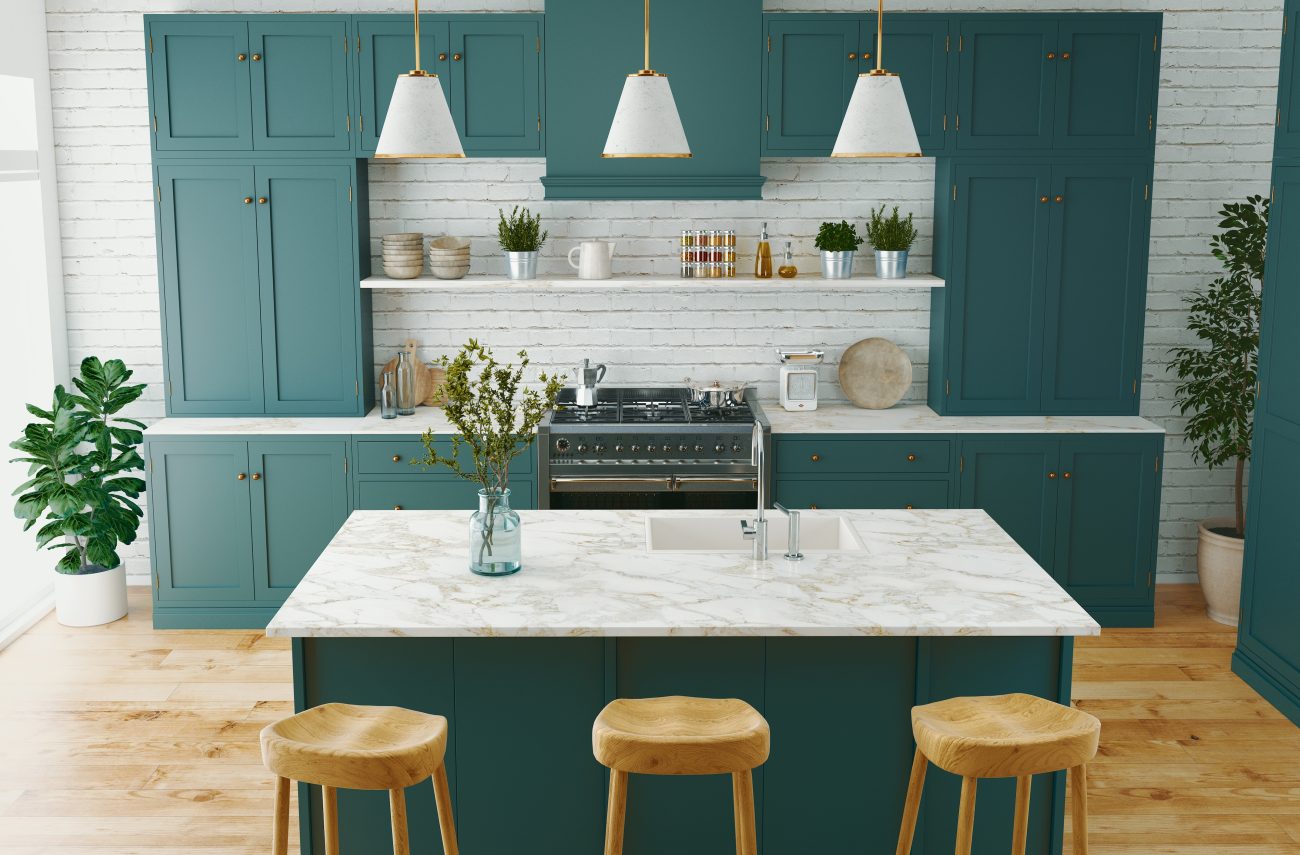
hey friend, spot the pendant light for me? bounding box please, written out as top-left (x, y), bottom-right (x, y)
top-left (375, 0), bottom-right (465, 159)
top-left (602, 0), bottom-right (691, 158)
top-left (831, 0), bottom-right (921, 158)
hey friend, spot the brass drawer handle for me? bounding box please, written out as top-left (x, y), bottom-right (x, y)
top-left (848, 52), bottom-right (857, 60)
top-left (237, 472), bottom-right (247, 481)
top-left (251, 473), bottom-right (261, 481)
top-left (905, 504), bottom-right (914, 510)
top-left (907, 453), bottom-right (917, 462)
top-left (1054, 195), bottom-right (1064, 203)
top-left (453, 52), bottom-right (462, 61)
top-left (438, 52), bottom-right (448, 61)
top-left (1046, 51), bottom-right (1056, 60)
top-left (1047, 471), bottom-right (1057, 480)
top-left (252, 53), bottom-right (262, 61)
top-left (392, 455), bottom-right (402, 463)
top-left (1061, 51), bottom-right (1071, 60)
top-left (257, 196), bottom-right (268, 204)
top-left (243, 197), bottom-right (253, 204)
top-left (237, 53), bottom-right (247, 62)
top-left (809, 503), bottom-right (819, 510)
top-left (810, 454), bottom-right (821, 462)
top-left (393, 505), bottom-right (403, 511)
top-left (1063, 471), bottom-right (1072, 480)
top-left (1039, 195), bottom-right (1049, 203)
top-left (862, 52), bottom-right (871, 60)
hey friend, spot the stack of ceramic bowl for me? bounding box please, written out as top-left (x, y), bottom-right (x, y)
top-left (382, 233), bottom-right (425, 279)
top-left (427, 236), bottom-right (471, 280)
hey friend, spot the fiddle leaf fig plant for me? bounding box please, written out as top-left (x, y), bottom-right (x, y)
top-left (814, 220), bottom-right (864, 253)
top-left (867, 205), bottom-right (918, 252)
top-left (11, 357), bottom-right (147, 574)
top-left (1168, 195), bottom-right (1269, 538)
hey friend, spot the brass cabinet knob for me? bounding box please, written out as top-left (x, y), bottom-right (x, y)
top-left (251, 473), bottom-right (261, 481)
top-left (848, 52), bottom-right (857, 60)
top-left (438, 52), bottom-right (448, 61)
top-left (862, 52), bottom-right (871, 60)
top-left (252, 53), bottom-right (262, 61)
top-left (453, 52), bottom-right (462, 61)
top-left (1063, 471), bottom-right (1073, 480)
top-left (243, 197), bottom-right (253, 204)
top-left (257, 196), bottom-right (268, 204)
top-left (1039, 195), bottom-right (1049, 203)
top-left (237, 53), bottom-right (247, 61)
top-left (905, 504), bottom-right (915, 510)
top-left (810, 453), bottom-right (821, 462)
top-left (1054, 195), bottom-right (1064, 203)
top-left (810, 504), bottom-right (819, 510)
top-left (394, 505), bottom-right (403, 511)
top-left (237, 473), bottom-right (247, 480)
top-left (1047, 471), bottom-right (1057, 480)
top-left (907, 453), bottom-right (917, 462)
top-left (1046, 51), bottom-right (1056, 60)
top-left (392, 455), bottom-right (401, 462)
top-left (1061, 52), bottom-right (1071, 60)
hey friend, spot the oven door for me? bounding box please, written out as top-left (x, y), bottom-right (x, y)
top-left (547, 472), bottom-right (758, 510)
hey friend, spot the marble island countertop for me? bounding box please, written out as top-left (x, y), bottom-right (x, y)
top-left (265, 509), bottom-right (1100, 639)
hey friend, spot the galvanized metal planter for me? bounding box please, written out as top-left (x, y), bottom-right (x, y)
top-left (874, 250), bottom-right (909, 279)
top-left (820, 250), bottom-right (855, 279)
top-left (505, 251), bottom-right (539, 280)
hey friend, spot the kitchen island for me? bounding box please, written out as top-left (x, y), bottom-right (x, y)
top-left (268, 508), bottom-right (1098, 855)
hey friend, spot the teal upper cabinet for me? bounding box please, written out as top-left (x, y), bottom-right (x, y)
top-left (157, 165), bottom-right (265, 414)
top-left (1257, 167), bottom-right (1300, 431)
top-left (149, 20), bottom-right (252, 151)
top-left (1042, 161), bottom-right (1150, 413)
top-left (249, 20), bottom-right (352, 151)
top-left (886, 16), bottom-right (952, 154)
top-left (956, 18), bottom-right (1057, 151)
top-left (1278, 6), bottom-right (1300, 153)
top-left (1053, 16), bottom-right (1158, 151)
top-left (255, 164), bottom-right (359, 414)
top-left (762, 17), bottom-right (860, 155)
top-left (357, 17), bottom-right (447, 155)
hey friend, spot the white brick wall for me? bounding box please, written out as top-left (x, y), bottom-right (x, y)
top-left (43, 0), bottom-right (1283, 585)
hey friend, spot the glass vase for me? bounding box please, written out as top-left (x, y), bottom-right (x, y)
top-left (469, 488), bottom-right (521, 576)
top-left (395, 350), bottom-right (416, 416)
top-left (379, 371), bottom-right (398, 419)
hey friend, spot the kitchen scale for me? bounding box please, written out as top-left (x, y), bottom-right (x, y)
top-left (777, 349), bottom-right (824, 412)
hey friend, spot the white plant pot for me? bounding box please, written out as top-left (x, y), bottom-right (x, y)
top-left (1197, 517), bottom-right (1244, 626)
top-left (55, 565), bottom-right (128, 627)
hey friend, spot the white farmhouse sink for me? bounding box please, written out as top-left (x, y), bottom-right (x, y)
top-left (645, 515), bottom-right (867, 553)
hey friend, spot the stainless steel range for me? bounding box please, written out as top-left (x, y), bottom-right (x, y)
top-left (537, 386), bottom-right (772, 510)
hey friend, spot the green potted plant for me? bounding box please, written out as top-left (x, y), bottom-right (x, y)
top-left (866, 205), bottom-right (919, 279)
top-left (497, 206), bottom-right (548, 280)
top-left (11, 358), bottom-right (147, 626)
top-left (416, 340), bottom-right (562, 575)
top-left (1168, 195), bottom-right (1268, 625)
top-left (814, 220), bottom-right (864, 279)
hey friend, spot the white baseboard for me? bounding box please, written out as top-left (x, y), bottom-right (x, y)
top-left (0, 587), bottom-right (55, 652)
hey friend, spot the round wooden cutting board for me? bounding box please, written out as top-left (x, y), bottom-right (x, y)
top-left (838, 337), bottom-right (913, 409)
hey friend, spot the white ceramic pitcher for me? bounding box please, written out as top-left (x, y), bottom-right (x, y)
top-left (567, 240), bottom-right (616, 279)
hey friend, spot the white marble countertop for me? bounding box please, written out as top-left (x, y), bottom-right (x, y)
top-left (144, 409), bottom-right (458, 436)
top-left (266, 509), bottom-right (1100, 639)
top-left (763, 404), bottom-right (1164, 434)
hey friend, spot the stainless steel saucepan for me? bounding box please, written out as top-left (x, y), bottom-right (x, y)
top-left (684, 378), bottom-right (750, 409)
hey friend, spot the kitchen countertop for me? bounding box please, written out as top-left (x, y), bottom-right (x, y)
top-left (144, 410), bottom-right (459, 436)
top-left (265, 509), bottom-right (1100, 639)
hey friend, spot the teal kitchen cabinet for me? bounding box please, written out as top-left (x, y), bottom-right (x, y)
top-left (958, 434), bottom-right (1162, 626)
top-left (352, 437), bottom-right (537, 511)
top-left (157, 161), bottom-right (365, 417)
top-left (357, 15), bottom-right (543, 158)
top-left (147, 16), bottom-right (351, 154)
top-left (772, 435), bottom-right (954, 510)
top-left (774, 479), bottom-right (951, 510)
top-left (1277, 5), bottom-right (1300, 153)
top-left (1053, 16), bottom-right (1158, 151)
top-left (955, 18), bottom-right (1058, 151)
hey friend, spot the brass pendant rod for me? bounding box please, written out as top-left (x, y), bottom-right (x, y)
top-left (643, 0), bottom-right (651, 71)
top-left (413, 0), bottom-right (422, 72)
top-left (875, 0), bottom-right (884, 72)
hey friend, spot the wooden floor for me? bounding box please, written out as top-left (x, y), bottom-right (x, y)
top-left (0, 586), bottom-right (1295, 854)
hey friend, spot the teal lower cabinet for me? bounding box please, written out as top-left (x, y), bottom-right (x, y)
top-left (293, 634), bottom-right (1072, 855)
top-left (772, 434), bottom-right (955, 510)
top-left (352, 436), bottom-right (537, 510)
top-left (775, 478), bottom-right (951, 510)
top-left (959, 434), bottom-right (1162, 627)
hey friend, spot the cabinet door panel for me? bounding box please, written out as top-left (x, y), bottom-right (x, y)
top-left (1276, 6), bottom-right (1300, 153)
top-left (764, 18), bottom-right (860, 153)
top-left (250, 20), bottom-right (352, 151)
top-left (150, 441), bottom-right (254, 602)
top-left (255, 164), bottom-right (358, 414)
top-left (357, 18), bottom-right (448, 156)
top-left (946, 164), bottom-right (1052, 412)
top-left (150, 20), bottom-right (252, 150)
top-left (958, 439), bottom-right (1058, 570)
top-left (249, 441), bottom-right (349, 601)
top-left (450, 19), bottom-right (541, 154)
top-left (775, 479), bottom-right (950, 510)
top-left (1042, 162), bottom-right (1149, 413)
top-left (886, 15), bottom-right (951, 154)
top-left (1053, 438), bottom-right (1156, 607)
top-left (1257, 167), bottom-right (1300, 430)
top-left (1055, 17), bottom-right (1157, 150)
top-left (157, 165), bottom-right (264, 414)
top-left (956, 19), bottom-right (1057, 150)
top-left (1240, 428), bottom-right (1300, 682)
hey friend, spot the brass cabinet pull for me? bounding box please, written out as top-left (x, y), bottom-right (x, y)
top-left (1039, 195), bottom-right (1049, 203)
top-left (1046, 51), bottom-right (1056, 60)
top-left (251, 473), bottom-right (261, 481)
top-left (1063, 471), bottom-right (1073, 480)
top-left (1054, 195), bottom-right (1064, 203)
top-left (393, 505), bottom-right (403, 511)
top-left (237, 472), bottom-right (247, 480)
top-left (810, 504), bottom-right (819, 510)
top-left (862, 52), bottom-right (871, 60)
top-left (453, 52), bottom-right (462, 61)
top-left (391, 455), bottom-right (401, 462)
top-left (905, 504), bottom-right (915, 509)
top-left (438, 52), bottom-right (448, 61)
top-left (810, 453), bottom-right (821, 462)
top-left (848, 52), bottom-right (857, 60)
top-left (243, 197), bottom-right (253, 204)
top-left (1047, 471), bottom-right (1057, 480)
top-left (252, 53), bottom-right (262, 61)
top-left (1061, 51), bottom-right (1071, 60)
top-left (237, 53), bottom-right (247, 61)
top-left (257, 196), bottom-right (268, 204)
top-left (906, 453), bottom-right (917, 462)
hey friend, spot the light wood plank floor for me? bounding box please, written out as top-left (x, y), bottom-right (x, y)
top-left (0, 586), bottom-right (1296, 853)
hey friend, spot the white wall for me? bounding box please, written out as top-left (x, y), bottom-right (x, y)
top-left (1, 0), bottom-right (69, 640)
top-left (43, 0), bottom-right (1284, 585)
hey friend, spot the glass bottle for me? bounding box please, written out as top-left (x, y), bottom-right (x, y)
top-left (379, 371), bottom-right (398, 419)
top-left (778, 241), bottom-right (798, 279)
top-left (469, 488), bottom-right (522, 576)
top-left (754, 222), bottom-right (773, 279)
top-left (395, 350), bottom-right (416, 416)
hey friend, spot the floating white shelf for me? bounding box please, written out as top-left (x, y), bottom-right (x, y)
top-left (361, 273), bottom-right (945, 291)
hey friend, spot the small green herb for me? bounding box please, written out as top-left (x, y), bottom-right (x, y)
top-left (866, 205), bottom-right (918, 252)
top-left (497, 206), bottom-right (548, 253)
top-left (814, 220), bottom-right (864, 253)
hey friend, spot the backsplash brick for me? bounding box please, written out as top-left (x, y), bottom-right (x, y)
top-left (44, 0), bottom-right (1282, 584)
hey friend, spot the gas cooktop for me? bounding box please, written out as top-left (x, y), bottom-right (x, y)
top-left (549, 386), bottom-right (760, 427)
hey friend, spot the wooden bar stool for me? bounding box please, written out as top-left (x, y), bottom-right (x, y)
top-left (592, 695), bottom-right (770, 855)
top-left (895, 692), bottom-right (1100, 855)
top-left (260, 702), bottom-right (459, 855)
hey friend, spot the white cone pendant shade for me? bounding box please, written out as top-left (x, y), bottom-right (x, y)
top-left (375, 72), bottom-right (465, 159)
top-left (831, 73), bottom-right (921, 158)
top-left (603, 73), bottom-right (691, 158)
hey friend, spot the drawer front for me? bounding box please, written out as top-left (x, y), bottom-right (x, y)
top-left (776, 439), bottom-right (951, 475)
top-left (355, 439), bottom-right (534, 475)
top-left (357, 479), bottom-right (538, 511)
top-left (775, 479), bottom-right (951, 510)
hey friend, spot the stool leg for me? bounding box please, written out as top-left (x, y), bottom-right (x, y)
top-left (1011, 775), bottom-right (1031, 855)
top-left (432, 763), bottom-right (460, 855)
top-left (732, 769), bottom-right (757, 855)
top-left (271, 776), bottom-right (290, 855)
top-left (322, 785), bottom-right (339, 855)
top-left (895, 747), bottom-right (927, 855)
top-left (603, 770), bottom-right (629, 855)
top-left (1070, 764), bottom-right (1089, 855)
top-left (390, 787), bottom-right (410, 855)
top-left (954, 777), bottom-right (977, 855)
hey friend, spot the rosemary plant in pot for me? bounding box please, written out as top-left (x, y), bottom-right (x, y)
top-left (416, 341), bottom-right (562, 575)
top-left (1168, 196), bottom-right (1268, 626)
top-left (11, 358), bottom-right (147, 626)
top-left (866, 205), bottom-right (918, 279)
top-left (814, 220), bottom-right (864, 279)
top-left (498, 206), bottom-right (548, 280)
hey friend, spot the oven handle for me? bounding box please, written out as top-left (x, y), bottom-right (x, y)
top-left (671, 476), bottom-right (759, 493)
top-left (550, 476), bottom-right (675, 493)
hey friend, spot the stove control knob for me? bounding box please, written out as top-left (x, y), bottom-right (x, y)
top-left (646, 444), bottom-right (657, 453)
top-left (576, 443), bottom-right (588, 454)
top-left (594, 444), bottom-right (606, 454)
top-left (614, 444), bottom-right (625, 454)
top-left (630, 444), bottom-right (641, 454)
top-left (678, 444), bottom-right (690, 454)
top-left (731, 443), bottom-right (744, 454)
top-left (555, 438), bottom-right (571, 453)
top-left (714, 443), bottom-right (726, 454)
top-left (694, 444), bottom-right (705, 454)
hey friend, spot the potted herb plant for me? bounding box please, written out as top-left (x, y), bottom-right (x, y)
top-left (867, 204), bottom-right (919, 279)
top-left (497, 206), bottom-right (548, 280)
top-left (416, 340), bottom-right (562, 575)
top-left (814, 220), bottom-right (864, 279)
top-left (1168, 196), bottom-right (1268, 625)
top-left (11, 358), bottom-right (147, 626)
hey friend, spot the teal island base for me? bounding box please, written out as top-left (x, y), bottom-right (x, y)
top-left (292, 635), bottom-right (1074, 855)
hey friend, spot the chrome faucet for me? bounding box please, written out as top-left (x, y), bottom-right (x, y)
top-left (741, 421), bottom-right (768, 560)
top-left (774, 502), bottom-right (803, 561)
